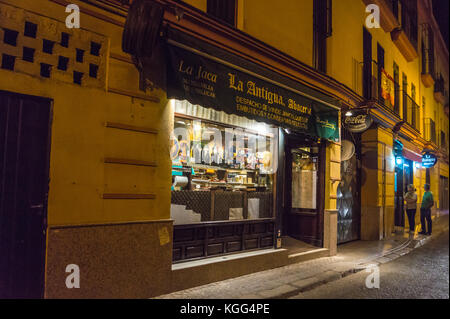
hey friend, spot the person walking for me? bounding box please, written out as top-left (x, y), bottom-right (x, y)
top-left (419, 183), bottom-right (434, 235)
top-left (404, 184), bottom-right (418, 233)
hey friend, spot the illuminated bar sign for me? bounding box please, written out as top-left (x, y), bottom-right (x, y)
top-left (166, 43), bottom-right (340, 142)
top-left (422, 152), bottom-right (437, 168)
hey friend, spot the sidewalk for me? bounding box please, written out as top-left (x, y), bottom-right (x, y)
top-left (155, 213), bottom-right (449, 299)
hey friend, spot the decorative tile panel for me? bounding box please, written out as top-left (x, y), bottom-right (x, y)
top-left (0, 3), bottom-right (107, 88)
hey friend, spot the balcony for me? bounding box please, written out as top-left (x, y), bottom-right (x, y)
top-left (390, 0), bottom-right (418, 62)
top-left (363, 60), bottom-right (379, 102)
top-left (363, 60), bottom-right (400, 116)
top-left (421, 24), bottom-right (435, 88)
top-left (380, 68), bottom-right (400, 115)
top-left (424, 118), bottom-right (437, 145)
top-left (434, 74), bottom-right (446, 104)
top-left (403, 93), bottom-right (420, 131)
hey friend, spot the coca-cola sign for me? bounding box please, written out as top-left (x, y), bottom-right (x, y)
top-left (344, 110), bottom-right (373, 133)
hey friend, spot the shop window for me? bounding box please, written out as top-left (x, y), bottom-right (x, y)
top-left (207, 0), bottom-right (237, 27)
top-left (291, 148), bottom-right (318, 210)
top-left (170, 101), bottom-right (277, 226)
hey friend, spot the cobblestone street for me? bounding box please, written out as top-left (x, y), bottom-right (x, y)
top-left (156, 213), bottom-right (449, 299)
top-left (293, 228), bottom-right (449, 299)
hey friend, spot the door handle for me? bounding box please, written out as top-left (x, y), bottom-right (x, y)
top-left (30, 204), bottom-right (43, 209)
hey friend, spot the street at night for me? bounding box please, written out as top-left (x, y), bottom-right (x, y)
top-left (296, 221), bottom-right (449, 299)
top-left (0, 0), bottom-right (449, 309)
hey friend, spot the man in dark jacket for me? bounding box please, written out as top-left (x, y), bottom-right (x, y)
top-left (419, 183), bottom-right (434, 235)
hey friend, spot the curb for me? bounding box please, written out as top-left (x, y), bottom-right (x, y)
top-left (271, 219), bottom-right (448, 299)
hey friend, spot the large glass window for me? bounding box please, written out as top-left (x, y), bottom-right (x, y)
top-left (170, 100), bottom-right (278, 225)
top-left (291, 148), bottom-right (318, 210)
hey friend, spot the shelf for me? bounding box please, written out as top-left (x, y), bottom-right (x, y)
top-left (191, 179), bottom-right (260, 188)
top-left (194, 165), bottom-right (257, 173)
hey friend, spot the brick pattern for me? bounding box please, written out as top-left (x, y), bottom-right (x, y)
top-left (0, 3), bottom-right (107, 88)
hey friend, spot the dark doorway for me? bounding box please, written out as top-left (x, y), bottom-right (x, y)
top-left (337, 130), bottom-right (361, 244)
top-left (283, 133), bottom-right (325, 247)
top-left (394, 158), bottom-right (413, 227)
top-left (0, 90), bottom-right (52, 298)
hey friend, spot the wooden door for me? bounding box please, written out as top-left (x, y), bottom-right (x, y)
top-left (0, 91), bottom-right (52, 298)
top-left (283, 134), bottom-right (325, 247)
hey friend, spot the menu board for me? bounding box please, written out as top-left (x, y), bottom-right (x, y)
top-left (292, 170), bottom-right (317, 209)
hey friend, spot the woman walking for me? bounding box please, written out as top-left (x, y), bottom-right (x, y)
top-left (404, 184), bottom-right (418, 233)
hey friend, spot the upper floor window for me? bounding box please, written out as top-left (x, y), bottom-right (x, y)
top-left (421, 23), bottom-right (435, 77)
top-left (398, 0), bottom-right (418, 48)
top-left (207, 0), bottom-right (237, 27)
top-left (313, 0), bottom-right (332, 73)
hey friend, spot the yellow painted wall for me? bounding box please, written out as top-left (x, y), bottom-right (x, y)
top-left (326, 141), bottom-right (341, 210)
top-left (328, 0), bottom-right (366, 93)
top-left (183, 0), bottom-right (207, 12)
top-left (1, 0), bottom-right (445, 234)
top-left (242, 0), bottom-right (314, 67)
top-left (185, 0), bottom-right (447, 151)
top-left (330, 1), bottom-right (421, 119)
top-left (0, 0), bottom-right (172, 225)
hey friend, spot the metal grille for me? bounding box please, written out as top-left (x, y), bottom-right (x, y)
top-left (0, 2), bottom-right (106, 87)
top-left (214, 191), bottom-right (244, 221)
top-left (171, 191), bottom-right (211, 221)
top-left (248, 192), bottom-right (273, 218)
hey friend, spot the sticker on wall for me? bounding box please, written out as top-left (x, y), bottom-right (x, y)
top-left (158, 226), bottom-right (170, 246)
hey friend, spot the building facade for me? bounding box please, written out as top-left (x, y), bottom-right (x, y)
top-left (0, 0), bottom-right (448, 298)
